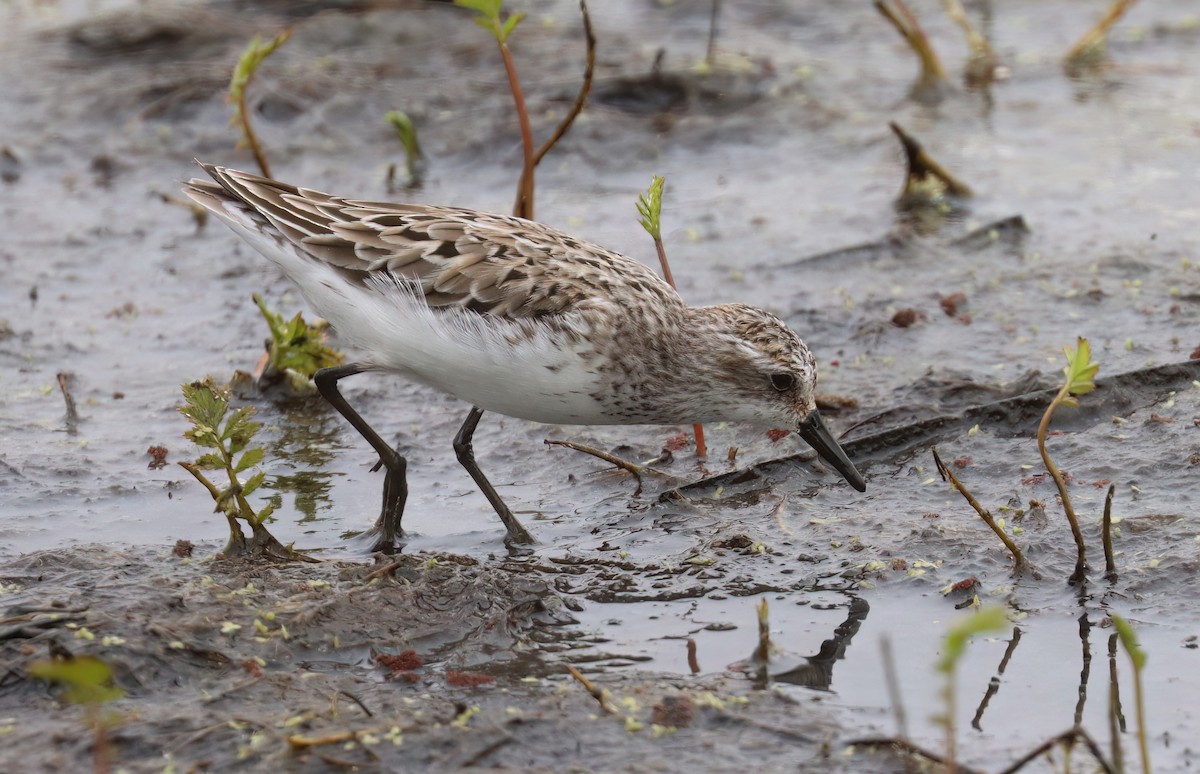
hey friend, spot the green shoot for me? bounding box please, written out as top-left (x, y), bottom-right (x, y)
top-left (228, 30), bottom-right (292, 177)
top-left (454, 0), bottom-right (526, 44)
top-left (455, 0), bottom-right (533, 217)
top-left (1038, 337), bottom-right (1099, 584)
top-left (178, 379), bottom-right (314, 562)
top-left (935, 607), bottom-right (1009, 769)
top-left (1112, 615), bottom-right (1151, 774)
top-left (253, 293), bottom-right (343, 391)
top-left (455, 0), bottom-right (595, 220)
top-left (636, 175), bottom-right (665, 242)
top-left (385, 111), bottom-right (425, 189)
top-left (636, 175), bottom-right (705, 457)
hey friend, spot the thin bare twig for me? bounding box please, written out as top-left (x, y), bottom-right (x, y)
top-left (939, 0), bottom-right (998, 86)
top-left (996, 726), bottom-right (1116, 774)
top-left (932, 448), bottom-right (1031, 574)
top-left (1102, 483), bottom-right (1118, 582)
top-left (844, 737), bottom-right (984, 774)
top-left (566, 665), bottom-right (617, 714)
top-left (545, 438), bottom-right (680, 495)
top-left (1064, 0), bottom-right (1140, 70)
top-left (56, 372), bottom-right (78, 434)
top-left (880, 636), bottom-right (909, 740)
top-left (532, 1), bottom-right (595, 167)
top-left (875, 0), bottom-right (950, 99)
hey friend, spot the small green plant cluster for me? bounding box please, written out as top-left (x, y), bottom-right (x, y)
top-left (252, 293), bottom-right (343, 391)
top-left (178, 379), bottom-right (311, 561)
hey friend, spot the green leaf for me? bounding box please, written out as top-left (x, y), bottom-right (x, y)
top-left (235, 447), bottom-right (264, 473)
top-left (637, 175), bottom-right (666, 240)
top-left (180, 381), bottom-right (229, 429)
top-left (1112, 615), bottom-right (1147, 671)
top-left (29, 656), bottom-right (124, 705)
top-left (1062, 336), bottom-right (1099, 397)
top-left (454, 0), bottom-right (502, 17)
top-left (243, 470), bottom-right (267, 498)
top-left (194, 452), bottom-right (227, 471)
top-left (257, 502), bottom-right (277, 524)
top-left (183, 426), bottom-right (221, 450)
top-left (936, 607), bottom-right (1009, 674)
top-left (500, 11), bottom-right (526, 41)
top-left (228, 30), bottom-right (292, 112)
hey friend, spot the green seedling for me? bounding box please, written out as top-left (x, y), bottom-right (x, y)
top-left (935, 607), bottom-right (1009, 770)
top-left (385, 110), bottom-right (425, 189)
top-left (228, 29), bottom-right (292, 177)
top-left (1038, 337), bottom-right (1099, 584)
top-left (29, 655), bottom-right (124, 773)
top-left (455, 0), bottom-right (594, 219)
top-left (178, 379), bottom-right (314, 561)
top-left (455, 0), bottom-right (533, 217)
top-left (637, 175), bottom-right (706, 457)
top-left (253, 293), bottom-right (343, 391)
top-left (1112, 615), bottom-right (1151, 774)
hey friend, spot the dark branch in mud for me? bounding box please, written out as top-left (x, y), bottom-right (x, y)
top-left (1102, 483), bottom-right (1118, 582)
top-left (532, 1), bottom-right (594, 169)
top-left (56, 372), bottom-right (79, 435)
top-left (566, 665), bottom-right (617, 715)
top-left (932, 448), bottom-right (1033, 576)
top-left (845, 736), bottom-right (984, 774)
top-left (874, 0), bottom-right (950, 101)
top-left (996, 726), bottom-right (1115, 774)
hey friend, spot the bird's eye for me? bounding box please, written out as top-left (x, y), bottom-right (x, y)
top-left (770, 372), bottom-right (796, 391)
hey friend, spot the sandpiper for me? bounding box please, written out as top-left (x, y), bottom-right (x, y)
top-left (184, 163), bottom-right (866, 550)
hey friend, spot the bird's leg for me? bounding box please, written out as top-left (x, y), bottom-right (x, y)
top-left (314, 364), bottom-right (407, 553)
top-left (452, 407), bottom-right (536, 546)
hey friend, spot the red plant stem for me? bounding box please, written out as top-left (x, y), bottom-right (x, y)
top-left (653, 237), bottom-right (705, 457)
top-left (1037, 389), bottom-right (1087, 583)
top-left (499, 41), bottom-right (536, 219)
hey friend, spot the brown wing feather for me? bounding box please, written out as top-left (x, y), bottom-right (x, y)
top-left (190, 163), bottom-right (683, 320)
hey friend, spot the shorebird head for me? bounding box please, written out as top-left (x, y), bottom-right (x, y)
top-left (704, 305), bottom-right (866, 492)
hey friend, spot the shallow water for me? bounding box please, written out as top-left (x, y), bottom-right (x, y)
top-left (2, 0), bottom-right (1199, 770)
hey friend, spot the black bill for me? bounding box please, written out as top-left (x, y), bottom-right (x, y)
top-left (797, 409), bottom-right (866, 492)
